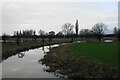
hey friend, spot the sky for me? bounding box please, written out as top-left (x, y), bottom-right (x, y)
top-left (1, 0), bottom-right (119, 35)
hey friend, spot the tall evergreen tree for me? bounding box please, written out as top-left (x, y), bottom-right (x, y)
top-left (16, 31), bottom-right (20, 45)
top-left (75, 19), bottom-right (79, 36)
top-left (33, 31), bottom-right (36, 42)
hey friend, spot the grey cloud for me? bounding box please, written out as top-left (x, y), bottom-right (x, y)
top-left (2, 2), bottom-right (118, 35)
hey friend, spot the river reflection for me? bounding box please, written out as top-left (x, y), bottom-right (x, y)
top-left (42, 46), bottom-right (46, 54)
top-left (2, 44), bottom-right (60, 78)
top-left (18, 52), bottom-right (25, 58)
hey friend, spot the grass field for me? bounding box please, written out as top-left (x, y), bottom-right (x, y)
top-left (42, 42), bottom-right (119, 78)
top-left (70, 42), bottom-right (119, 69)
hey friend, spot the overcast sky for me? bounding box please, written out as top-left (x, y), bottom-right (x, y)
top-left (1, 1), bottom-right (118, 35)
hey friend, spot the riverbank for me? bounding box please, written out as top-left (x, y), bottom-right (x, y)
top-left (2, 41), bottom-right (68, 60)
top-left (41, 43), bottom-right (119, 79)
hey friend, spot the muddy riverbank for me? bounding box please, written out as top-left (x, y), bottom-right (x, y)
top-left (41, 44), bottom-right (119, 79)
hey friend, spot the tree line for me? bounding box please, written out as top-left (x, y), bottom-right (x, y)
top-left (2, 19), bottom-right (120, 45)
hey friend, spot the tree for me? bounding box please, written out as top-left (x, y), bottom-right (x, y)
top-left (48, 31), bottom-right (55, 42)
top-left (62, 23), bottom-right (74, 36)
top-left (33, 31), bottom-right (36, 42)
top-left (80, 29), bottom-right (91, 42)
top-left (56, 31), bottom-right (63, 36)
top-left (13, 31), bottom-right (17, 36)
top-left (113, 27), bottom-right (118, 38)
top-left (75, 19), bottom-right (79, 36)
top-left (92, 23), bottom-right (107, 42)
top-left (113, 27), bottom-right (120, 41)
top-left (39, 30), bottom-right (45, 43)
top-left (62, 23), bottom-right (74, 42)
top-left (56, 31), bottom-right (64, 38)
top-left (16, 31), bottom-right (20, 45)
top-left (113, 27), bottom-right (118, 34)
top-left (2, 33), bottom-right (9, 43)
top-left (39, 30), bottom-right (45, 36)
top-left (22, 29), bottom-right (34, 38)
top-left (49, 31), bottom-right (55, 36)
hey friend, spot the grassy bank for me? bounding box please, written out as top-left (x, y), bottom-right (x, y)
top-left (2, 41), bottom-right (69, 60)
top-left (70, 42), bottom-right (119, 69)
top-left (41, 43), bottom-right (119, 78)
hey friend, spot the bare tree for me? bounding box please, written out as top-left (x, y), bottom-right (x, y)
top-left (113, 27), bottom-right (118, 38)
top-left (80, 29), bottom-right (91, 42)
top-left (62, 23), bottom-right (74, 36)
top-left (62, 23), bottom-right (74, 42)
top-left (39, 30), bottom-right (45, 43)
top-left (113, 27), bottom-right (118, 34)
top-left (113, 27), bottom-right (120, 41)
top-left (39, 30), bottom-right (45, 36)
top-left (14, 31), bottom-right (17, 36)
top-left (22, 29), bottom-right (34, 38)
top-left (92, 23), bottom-right (107, 42)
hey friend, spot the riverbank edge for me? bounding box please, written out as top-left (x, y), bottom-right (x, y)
top-left (2, 42), bottom-right (68, 61)
top-left (41, 43), bottom-right (120, 79)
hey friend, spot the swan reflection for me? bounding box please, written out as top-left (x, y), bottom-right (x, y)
top-left (42, 46), bottom-right (45, 54)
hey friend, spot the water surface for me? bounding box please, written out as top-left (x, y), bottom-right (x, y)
top-left (2, 45), bottom-right (59, 78)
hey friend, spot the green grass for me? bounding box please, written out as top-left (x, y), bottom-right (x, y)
top-left (70, 42), bottom-right (119, 69)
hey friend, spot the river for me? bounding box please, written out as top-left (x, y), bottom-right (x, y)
top-left (2, 44), bottom-right (61, 78)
